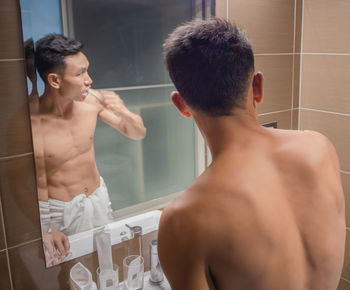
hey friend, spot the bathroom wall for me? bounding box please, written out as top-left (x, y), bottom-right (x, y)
top-left (216, 0), bottom-right (301, 130)
top-left (298, 0), bottom-right (350, 289)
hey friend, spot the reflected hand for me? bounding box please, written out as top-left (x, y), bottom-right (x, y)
top-left (51, 225), bottom-right (70, 260)
top-left (99, 90), bottom-right (128, 114)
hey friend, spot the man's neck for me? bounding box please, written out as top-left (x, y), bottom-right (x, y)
top-left (193, 109), bottom-right (265, 160)
top-left (40, 87), bottom-right (74, 118)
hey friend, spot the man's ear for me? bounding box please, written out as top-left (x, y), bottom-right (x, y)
top-left (47, 73), bottom-right (61, 89)
top-left (171, 91), bottom-right (192, 118)
top-left (253, 72), bottom-right (264, 104)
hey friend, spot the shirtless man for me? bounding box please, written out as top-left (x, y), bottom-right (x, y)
top-left (31, 34), bottom-right (146, 260)
top-left (158, 19), bottom-right (345, 290)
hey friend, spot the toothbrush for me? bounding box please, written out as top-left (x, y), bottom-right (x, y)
top-left (88, 89), bottom-right (102, 101)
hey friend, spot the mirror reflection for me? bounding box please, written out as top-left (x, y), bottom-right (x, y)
top-left (21, 0), bottom-right (201, 267)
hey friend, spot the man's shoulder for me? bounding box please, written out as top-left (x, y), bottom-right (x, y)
top-left (275, 129), bottom-right (337, 169)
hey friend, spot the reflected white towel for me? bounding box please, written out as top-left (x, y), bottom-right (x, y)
top-left (49, 177), bottom-right (114, 235)
top-left (39, 200), bottom-right (50, 232)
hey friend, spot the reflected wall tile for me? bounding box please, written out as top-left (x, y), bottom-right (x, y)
top-left (301, 55), bottom-right (350, 114)
top-left (303, 0), bottom-right (350, 53)
top-left (0, 154), bottom-right (41, 247)
top-left (228, 0), bottom-right (294, 53)
top-left (216, 0), bottom-right (227, 19)
top-left (0, 60), bottom-right (33, 157)
top-left (0, 250), bottom-right (12, 290)
top-left (337, 279), bottom-right (350, 290)
top-left (258, 110), bottom-right (292, 130)
top-left (299, 110), bottom-right (350, 172)
top-left (0, 0), bottom-right (24, 59)
top-left (255, 55), bottom-right (293, 114)
top-left (342, 229), bottom-right (350, 280)
top-left (293, 54), bottom-right (300, 109)
top-left (342, 173), bottom-right (350, 228)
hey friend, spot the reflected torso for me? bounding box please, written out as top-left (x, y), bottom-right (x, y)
top-left (31, 98), bottom-right (101, 202)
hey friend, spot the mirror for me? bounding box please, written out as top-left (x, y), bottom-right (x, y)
top-left (21, 0), bottom-right (211, 267)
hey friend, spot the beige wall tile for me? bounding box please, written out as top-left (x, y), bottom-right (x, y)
top-left (299, 110), bottom-right (350, 172)
top-left (342, 229), bottom-right (350, 280)
top-left (294, 0), bottom-right (303, 53)
top-left (292, 109), bottom-right (299, 130)
top-left (0, 251), bottom-right (11, 290)
top-left (303, 0), bottom-right (350, 53)
top-left (228, 0), bottom-right (294, 53)
top-left (0, 60), bottom-right (33, 157)
top-left (258, 110), bottom-right (292, 130)
top-left (342, 173), bottom-right (350, 228)
top-left (216, 0), bottom-right (227, 19)
top-left (0, 0), bottom-right (24, 59)
top-left (0, 154), bottom-right (41, 247)
top-left (293, 54), bottom-right (300, 109)
top-left (255, 55), bottom-right (293, 114)
top-left (301, 55), bottom-right (350, 114)
top-left (337, 279), bottom-right (350, 290)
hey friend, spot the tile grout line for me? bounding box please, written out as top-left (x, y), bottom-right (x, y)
top-left (0, 152), bottom-right (33, 161)
top-left (290, 0), bottom-right (298, 129)
top-left (254, 53), bottom-right (294, 56)
top-left (0, 58), bottom-right (25, 62)
top-left (341, 170), bottom-right (350, 175)
top-left (298, 0), bottom-right (305, 130)
top-left (6, 238), bottom-right (42, 251)
top-left (341, 277), bottom-right (350, 283)
top-left (300, 107), bottom-right (350, 117)
top-left (258, 109), bottom-right (291, 117)
top-left (302, 52), bottom-right (350, 56)
top-left (0, 197), bottom-right (14, 290)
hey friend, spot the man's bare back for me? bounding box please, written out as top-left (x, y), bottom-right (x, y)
top-left (159, 128), bottom-right (345, 290)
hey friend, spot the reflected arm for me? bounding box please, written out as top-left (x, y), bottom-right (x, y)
top-left (89, 89), bottom-right (146, 140)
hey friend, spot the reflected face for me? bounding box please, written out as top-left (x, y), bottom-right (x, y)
top-left (60, 52), bottom-right (92, 101)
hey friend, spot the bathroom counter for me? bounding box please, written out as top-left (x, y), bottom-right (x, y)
top-left (119, 271), bottom-right (171, 289)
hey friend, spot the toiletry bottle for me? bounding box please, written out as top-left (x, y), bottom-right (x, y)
top-left (149, 240), bottom-right (164, 284)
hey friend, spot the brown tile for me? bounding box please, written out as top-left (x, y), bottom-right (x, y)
top-left (0, 0), bottom-right (24, 59)
top-left (0, 198), bottom-right (6, 250)
top-left (0, 60), bottom-right (33, 157)
top-left (293, 54), bottom-right (300, 109)
top-left (303, 0), bottom-right (350, 53)
top-left (342, 229), bottom-right (350, 280)
top-left (228, 0), bottom-right (294, 53)
top-left (216, 0), bottom-right (227, 19)
top-left (301, 55), bottom-right (350, 114)
top-left (292, 109), bottom-right (299, 130)
top-left (337, 279), bottom-right (350, 290)
top-left (258, 110), bottom-right (292, 130)
top-left (342, 173), bottom-right (350, 228)
top-left (299, 110), bottom-right (350, 172)
top-left (255, 55), bottom-right (293, 114)
top-left (8, 240), bottom-right (62, 290)
top-left (0, 154), bottom-right (41, 247)
top-left (294, 0), bottom-right (303, 53)
top-left (0, 250), bottom-right (12, 290)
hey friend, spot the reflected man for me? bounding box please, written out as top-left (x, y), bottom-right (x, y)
top-left (31, 34), bottom-right (146, 256)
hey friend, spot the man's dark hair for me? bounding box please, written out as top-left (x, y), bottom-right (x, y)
top-left (35, 34), bottom-right (83, 84)
top-left (164, 19), bottom-right (254, 116)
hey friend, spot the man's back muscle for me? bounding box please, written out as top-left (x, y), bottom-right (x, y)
top-left (159, 130), bottom-right (345, 290)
